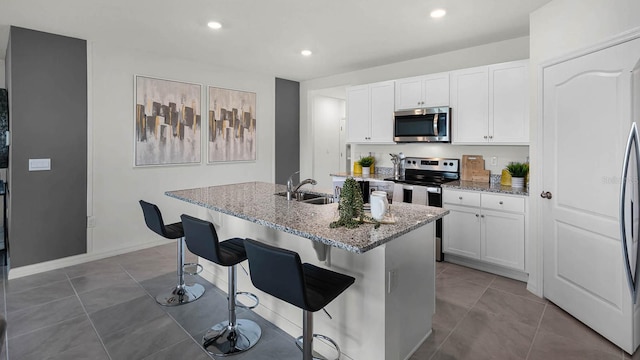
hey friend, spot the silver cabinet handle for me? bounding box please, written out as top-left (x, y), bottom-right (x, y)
top-left (489, 135), bottom-right (493, 139)
top-left (540, 191), bottom-right (552, 199)
top-left (499, 201), bottom-right (503, 205)
top-left (620, 122), bottom-right (640, 303)
top-left (458, 196), bottom-right (462, 200)
top-left (480, 214), bottom-right (485, 218)
top-left (483, 135), bottom-right (488, 139)
top-left (475, 214), bottom-right (479, 217)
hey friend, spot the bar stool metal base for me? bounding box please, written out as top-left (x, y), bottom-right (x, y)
top-left (155, 283), bottom-right (205, 306)
top-left (295, 334), bottom-right (341, 360)
top-left (202, 319), bottom-right (261, 356)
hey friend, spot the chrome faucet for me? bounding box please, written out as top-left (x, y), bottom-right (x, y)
top-left (286, 171), bottom-right (317, 200)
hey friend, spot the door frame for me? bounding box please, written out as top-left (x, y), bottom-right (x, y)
top-left (534, 26), bottom-right (640, 298)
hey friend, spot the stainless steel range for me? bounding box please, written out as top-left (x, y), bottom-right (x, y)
top-left (385, 157), bottom-right (460, 261)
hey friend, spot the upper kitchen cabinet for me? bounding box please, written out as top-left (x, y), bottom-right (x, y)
top-left (395, 72), bottom-right (449, 110)
top-left (346, 81), bottom-right (395, 144)
top-left (450, 60), bottom-right (529, 145)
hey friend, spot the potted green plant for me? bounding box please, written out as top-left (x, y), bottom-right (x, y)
top-left (505, 162), bottom-right (529, 188)
top-left (358, 156), bottom-right (375, 176)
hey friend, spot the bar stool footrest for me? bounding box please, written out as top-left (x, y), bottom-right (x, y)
top-left (183, 262), bottom-right (203, 276)
top-left (234, 291), bottom-right (259, 309)
top-left (295, 334), bottom-right (341, 360)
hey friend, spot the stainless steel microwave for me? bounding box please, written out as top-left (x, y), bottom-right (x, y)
top-left (393, 107), bottom-right (451, 143)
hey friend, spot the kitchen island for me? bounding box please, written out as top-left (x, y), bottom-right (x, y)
top-left (166, 182), bottom-right (448, 360)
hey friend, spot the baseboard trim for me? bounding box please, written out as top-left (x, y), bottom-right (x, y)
top-left (8, 239), bottom-right (171, 279)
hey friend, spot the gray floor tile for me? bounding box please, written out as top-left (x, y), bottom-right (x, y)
top-left (90, 295), bottom-right (165, 336)
top-left (164, 288), bottom-right (228, 336)
top-left (435, 275), bottom-right (487, 309)
top-left (474, 287), bottom-right (545, 327)
top-left (142, 338), bottom-right (211, 360)
top-left (433, 295), bottom-right (470, 330)
top-left (438, 263), bottom-right (496, 287)
top-left (6, 295), bottom-right (85, 339)
top-left (528, 330), bottom-right (622, 360)
top-left (5, 279), bottom-right (75, 314)
top-left (63, 257), bottom-right (124, 279)
top-left (78, 276), bottom-right (148, 313)
top-left (489, 276), bottom-right (547, 304)
top-left (119, 255), bottom-right (175, 282)
top-left (46, 333), bottom-right (110, 360)
top-left (433, 308), bottom-right (536, 360)
top-left (102, 314), bottom-right (188, 360)
top-left (4, 268), bottom-right (68, 294)
top-left (538, 303), bottom-right (623, 355)
top-left (70, 269), bottom-right (135, 294)
top-left (409, 322), bottom-right (451, 360)
top-left (8, 315), bottom-right (101, 360)
top-left (115, 247), bottom-right (167, 265)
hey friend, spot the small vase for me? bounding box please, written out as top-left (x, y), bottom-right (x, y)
top-left (361, 167), bottom-right (371, 176)
top-left (511, 177), bottom-right (524, 188)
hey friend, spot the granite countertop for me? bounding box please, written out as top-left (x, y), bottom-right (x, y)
top-left (330, 172), bottom-right (391, 181)
top-left (442, 180), bottom-right (529, 196)
top-left (166, 181), bottom-right (447, 253)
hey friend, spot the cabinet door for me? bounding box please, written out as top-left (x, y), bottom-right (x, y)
top-left (369, 81), bottom-right (395, 143)
top-left (395, 77), bottom-right (424, 110)
top-left (346, 85), bottom-right (370, 143)
top-left (489, 60), bottom-right (529, 144)
top-left (443, 205), bottom-right (481, 259)
top-left (481, 209), bottom-right (525, 270)
top-left (450, 66), bottom-right (489, 144)
top-left (423, 72), bottom-right (450, 107)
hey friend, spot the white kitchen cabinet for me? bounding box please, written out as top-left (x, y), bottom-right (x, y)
top-left (450, 60), bottom-right (529, 145)
top-left (394, 72), bottom-right (450, 110)
top-left (346, 81), bottom-right (395, 143)
top-left (443, 189), bottom-right (525, 271)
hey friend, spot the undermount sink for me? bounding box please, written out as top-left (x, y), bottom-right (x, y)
top-left (275, 191), bottom-right (334, 205)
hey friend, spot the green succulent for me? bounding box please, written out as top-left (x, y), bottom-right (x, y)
top-left (506, 162), bottom-right (529, 177)
top-left (358, 156), bottom-right (375, 167)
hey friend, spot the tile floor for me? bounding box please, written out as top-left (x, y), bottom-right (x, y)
top-left (0, 244), bottom-right (635, 360)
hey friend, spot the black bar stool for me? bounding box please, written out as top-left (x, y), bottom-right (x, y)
top-left (243, 239), bottom-right (355, 360)
top-left (139, 200), bottom-right (205, 306)
top-left (181, 214), bottom-right (262, 356)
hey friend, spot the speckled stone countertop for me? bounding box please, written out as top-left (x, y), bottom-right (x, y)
top-left (330, 172), bottom-right (391, 181)
top-left (442, 180), bottom-right (529, 196)
top-left (166, 181), bottom-right (448, 253)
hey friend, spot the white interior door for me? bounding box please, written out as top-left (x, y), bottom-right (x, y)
top-left (542, 36), bottom-right (640, 354)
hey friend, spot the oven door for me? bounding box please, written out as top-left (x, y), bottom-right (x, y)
top-left (394, 107), bottom-right (450, 143)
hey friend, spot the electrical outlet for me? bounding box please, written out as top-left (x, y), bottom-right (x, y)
top-left (491, 157), bottom-right (498, 166)
top-left (87, 216), bottom-right (96, 228)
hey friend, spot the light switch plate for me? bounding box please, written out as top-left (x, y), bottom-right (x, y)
top-left (29, 158), bottom-right (51, 171)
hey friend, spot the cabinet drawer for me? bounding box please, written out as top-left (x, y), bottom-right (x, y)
top-left (481, 193), bottom-right (525, 213)
top-left (443, 190), bottom-right (481, 207)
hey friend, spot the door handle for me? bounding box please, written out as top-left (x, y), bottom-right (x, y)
top-left (620, 122), bottom-right (640, 303)
top-left (540, 191), bottom-right (552, 199)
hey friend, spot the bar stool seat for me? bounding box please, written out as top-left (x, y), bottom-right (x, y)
top-left (244, 239), bottom-right (355, 360)
top-left (139, 200), bottom-right (205, 306)
top-left (181, 214), bottom-right (261, 356)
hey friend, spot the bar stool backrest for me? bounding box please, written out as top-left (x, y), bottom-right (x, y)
top-left (180, 214), bottom-right (223, 264)
top-left (244, 239), bottom-right (307, 310)
top-left (139, 200), bottom-right (169, 237)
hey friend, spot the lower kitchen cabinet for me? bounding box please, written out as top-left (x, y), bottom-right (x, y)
top-left (443, 189), bottom-right (526, 271)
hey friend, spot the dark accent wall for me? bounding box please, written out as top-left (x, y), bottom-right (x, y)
top-left (6, 27), bottom-right (87, 267)
top-left (275, 78), bottom-right (300, 185)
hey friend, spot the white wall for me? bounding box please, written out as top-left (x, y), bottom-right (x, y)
top-left (527, 0), bottom-right (640, 296)
top-left (300, 36), bottom-right (531, 180)
top-left (88, 42), bottom-right (275, 255)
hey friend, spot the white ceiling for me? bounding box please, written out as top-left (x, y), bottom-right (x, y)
top-left (0, 0), bottom-right (552, 81)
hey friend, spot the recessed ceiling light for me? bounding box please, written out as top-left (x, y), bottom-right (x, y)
top-left (301, 50), bottom-right (312, 56)
top-left (207, 21), bottom-right (222, 30)
top-left (430, 9), bottom-right (446, 18)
